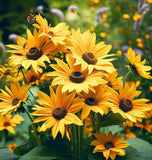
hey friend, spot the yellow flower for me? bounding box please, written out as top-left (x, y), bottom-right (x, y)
top-left (0, 65), bottom-right (18, 80)
top-left (136, 38), bottom-right (142, 43)
top-left (137, 42), bottom-right (144, 48)
top-left (89, 26), bottom-right (95, 32)
top-left (133, 13), bottom-right (142, 21)
top-left (8, 143), bottom-right (17, 153)
top-left (79, 85), bottom-right (110, 120)
top-left (68, 28), bottom-right (115, 74)
top-left (7, 28), bottom-right (56, 73)
top-left (126, 48), bottom-right (152, 79)
top-left (0, 113), bottom-right (24, 134)
top-left (102, 13), bottom-right (108, 19)
top-left (25, 69), bottom-right (49, 85)
top-left (100, 32), bottom-right (107, 38)
top-left (122, 14), bottom-right (130, 19)
top-left (145, 34), bottom-right (150, 39)
top-left (135, 120), bottom-right (152, 133)
top-left (124, 129), bottom-right (136, 138)
top-left (33, 14), bottom-right (70, 46)
top-left (147, 0), bottom-right (152, 3)
top-left (91, 131), bottom-right (129, 160)
top-left (93, 0), bottom-right (100, 3)
top-left (103, 70), bottom-right (123, 91)
top-left (0, 81), bottom-right (30, 114)
top-left (48, 55), bottom-right (107, 93)
top-left (116, 50), bottom-right (122, 56)
top-left (109, 81), bottom-right (150, 122)
top-left (32, 85), bottom-right (83, 139)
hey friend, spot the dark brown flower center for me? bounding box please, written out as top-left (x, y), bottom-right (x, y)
top-left (26, 47), bottom-right (42, 60)
top-left (48, 31), bottom-right (54, 36)
top-left (104, 142), bottom-right (114, 149)
top-left (107, 81), bottom-right (112, 88)
top-left (119, 97), bottom-right (133, 112)
top-left (85, 97), bottom-right (98, 106)
top-left (69, 71), bottom-right (86, 83)
top-left (52, 107), bottom-right (67, 120)
top-left (82, 52), bottom-right (97, 64)
top-left (4, 122), bottom-right (11, 127)
top-left (29, 76), bottom-right (38, 83)
top-left (12, 98), bottom-right (20, 106)
top-left (4, 70), bottom-right (10, 76)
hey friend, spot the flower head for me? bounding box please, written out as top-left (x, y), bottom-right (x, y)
top-left (126, 48), bottom-right (152, 79)
top-left (91, 131), bottom-right (129, 160)
top-left (0, 81), bottom-right (30, 114)
top-left (32, 85), bottom-right (83, 139)
top-left (0, 113), bottom-right (24, 134)
top-left (7, 28), bottom-right (56, 73)
top-left (51, 8), bottom-right (64, 22)
top-left (8, 143), bottom-right (17, 153)
top-left (68, 28), bottom-right (115, 74)
top-left (79, 85), bottom-right (110, 120)
top-left (48, 55), bottom-right (107, 93)
top-left (109, 81), bottom-right (150, 123)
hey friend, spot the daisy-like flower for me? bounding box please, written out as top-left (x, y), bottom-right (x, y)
top-left (126, 48), bottom-right (152, 79)
top-left (0, 81), bottom-right (30, 114)
top-left (32, 85), bottom-right (83, 139)
top-left (134, 120), bottom-right (152, 133)
top-left (103, 70), bottom-right (123, 91)
top-left (0, 65), bottom-right (18, 80)
top-left (33, 14), bottom-right (70, 46)
top-left (0, 113), bottom-right (24, 134)
top-left (124, 128), bottom-right (136, 138)
top-left (79, 85), bottom-right (110, 120)
top-left (68, 28), bottom-right (115, 74)
top-left (7, 28), bottom-right (56, 73)
top-left (25, 70), bottom-right (49, 85)
top-left (48, 55), bottom-right (107, 93)
top-left (91, 131), bottom-right (129, 160)
top-left (109, 81), bottom-right (151, 123)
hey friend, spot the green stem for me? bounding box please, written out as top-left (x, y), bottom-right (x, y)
top-left (123, 70), bottom-right (132, 82)
top-left (91, 112), bottom-right (96, 134)
top-left (23, 106), bottom-right (42, 146)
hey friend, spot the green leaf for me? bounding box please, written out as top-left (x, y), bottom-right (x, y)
top-left (0, 148), bottom-right (20, 160)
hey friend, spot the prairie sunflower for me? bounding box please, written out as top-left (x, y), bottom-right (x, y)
top-left (48, 55), bottom-right (107, 93)
top-left (33, 14), bottom-right (70, 46)
top-left (7, 28), bottom-right (56, 73)
top-left (79, 85), bottom-right (110, 120)
top-left (109, 81), bottom-right (150, 122)
top-left (134, 120), bottom-right (152, 133)
top-left (0, 81), bottom-right (30, 114)
top-left (25, 69), bottom-right (49, 85)
top-left (126, 48), bottom-right (152, 79)
top-left (68, 28), bottom-right (115, 74)
top-left (0, 65), bottom-right (18, 80)
top-left (91, 131), bottom-right (129, 160)
top-left (103, 70), bottom-right (123, 91)
top-left (0, 113), bottom-right (24, 134)
top-left (32, 85), bottom-right (83, 139)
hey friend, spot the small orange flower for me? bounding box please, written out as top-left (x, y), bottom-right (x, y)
top-left (8, 143), bottom-right (17, 153)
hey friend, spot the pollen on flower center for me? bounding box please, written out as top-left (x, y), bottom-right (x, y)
top-left (4, 122), bottom-right (11, 127)
top-left (4, 70), bottom-right (10, 76)
top-left (52, 107), bottom-right (67, 120)
top-left (12, 98), bottom-right (20, 106)
top-left (119, 97), bottom-right (133, 112)
top-left (82, 52), bottom-right (97, 64)
top-left (104, 142), bottom-right (114, 149)
top-left (26, 47), bottom-right (42, 60)
top-left (69, 71), bottom-right (86, 83)
top-left (85, 97), bottom-right (98, 106)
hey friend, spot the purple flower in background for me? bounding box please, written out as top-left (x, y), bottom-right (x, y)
top-left (8, 33), bottom-right (17, 44)
top-left (122, 45), bottom-right (130, 52)
top-left (68, 5), bottom-right (78, 13)
top-left (133, 48), bottom-right (143, 56)
top-left (96, 7), bottom-right (109, 22)
top-left (148, 26), bottom-right (152, 31)
top-left (50, 8), bottom-right (64, 22)
top-left (138, 0), bottom-right (146, 10)
top-left (0, 42), bottom-right (6, 53)
top-left (36, 5), bottom-right (43, 14)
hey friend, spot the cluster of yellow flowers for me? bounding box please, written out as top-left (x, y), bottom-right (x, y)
top-left (0, 14), bottom-right (152, 159)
